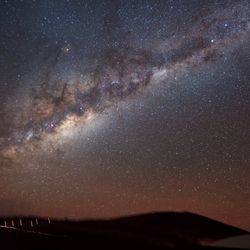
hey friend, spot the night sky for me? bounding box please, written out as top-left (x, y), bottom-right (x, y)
top-left (0, 0), bottom-right (250, 230)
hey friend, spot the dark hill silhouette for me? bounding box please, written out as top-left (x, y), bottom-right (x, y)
top-left (0, 212), bottom-right (248, 250)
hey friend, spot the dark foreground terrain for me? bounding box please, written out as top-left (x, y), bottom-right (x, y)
top-left (0, 212), bottom-right (249, 250)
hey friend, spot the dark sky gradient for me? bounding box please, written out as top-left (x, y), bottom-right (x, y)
top-left (0, 0), bottom-right (250, 230)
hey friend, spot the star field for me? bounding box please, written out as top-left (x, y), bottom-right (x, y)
top-left (0, 0), bottom-right (250, 230)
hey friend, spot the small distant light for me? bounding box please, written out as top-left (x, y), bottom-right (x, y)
top-left (224, 23), bottom-right (228, 27)
top-left (62, 45), bottom-right (71, 53)
top-left (211, 39), bottom-right (215, 43)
